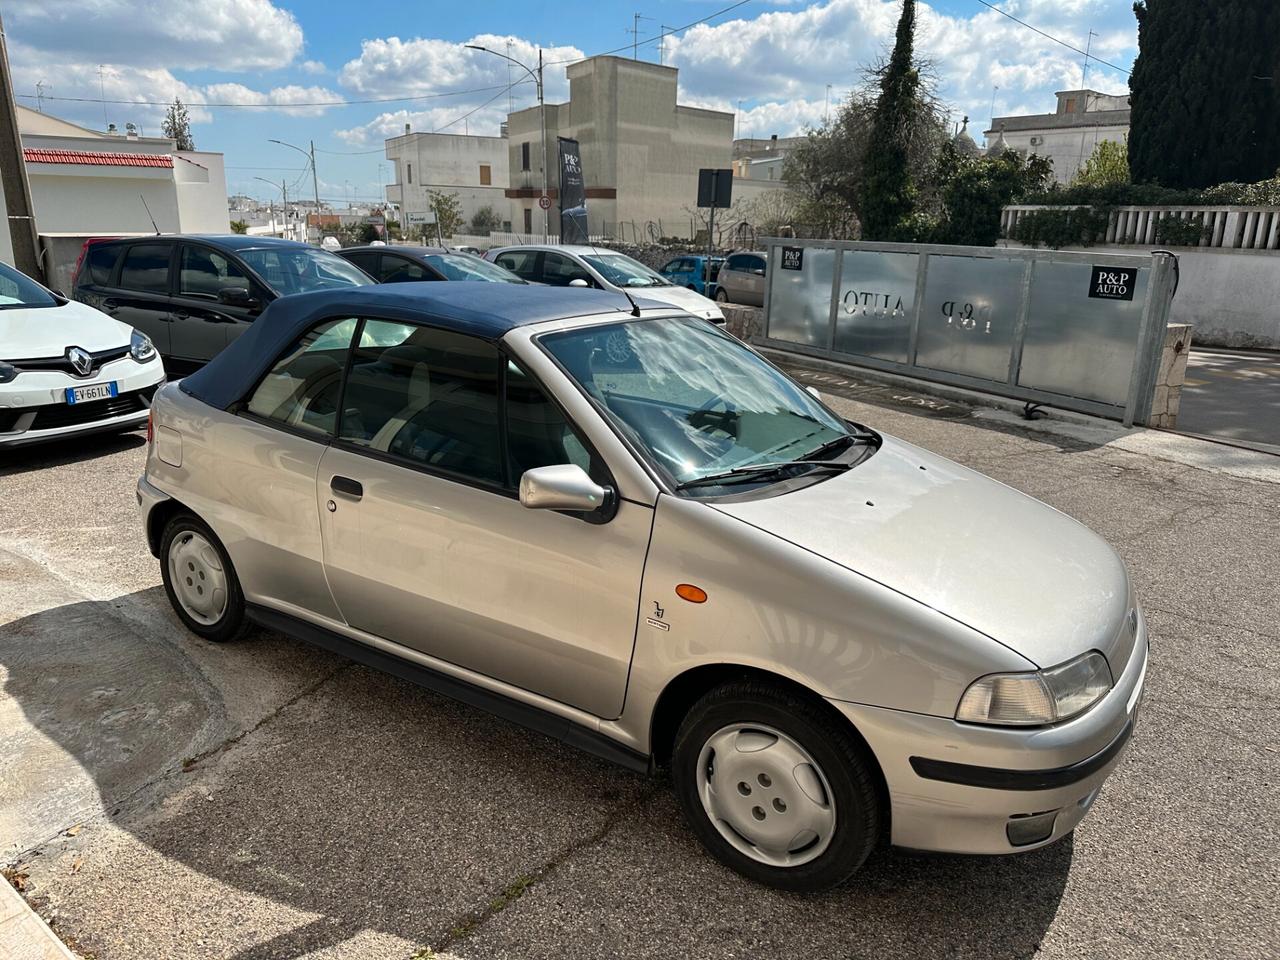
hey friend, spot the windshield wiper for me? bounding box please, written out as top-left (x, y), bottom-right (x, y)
top-left (802, 431), bottom-right (875, 461)
top-left (676, 459), bottom-right (853, 491)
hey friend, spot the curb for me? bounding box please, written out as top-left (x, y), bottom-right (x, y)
top-left (0, 879), bottom-right (79, 960)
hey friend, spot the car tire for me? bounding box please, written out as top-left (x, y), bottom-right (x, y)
top-left (715, 287), bottom-right (730, 303)
top-left (160, 512), bottom-right (247, 643)
top-left (672, 680), bottom-right (881, 891)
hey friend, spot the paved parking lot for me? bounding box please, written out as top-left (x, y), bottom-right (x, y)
top-left (2, 394), bottom-right (1278, 960)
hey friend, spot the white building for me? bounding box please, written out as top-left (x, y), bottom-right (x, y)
top-left (986, 90), bottom-right (1130, 184)
top-left (385, 130), bottom-right (510, 233)
top-left (18, 105), bottom-right (230, 236)
top-left (732, 135), bottom-right (803, 181)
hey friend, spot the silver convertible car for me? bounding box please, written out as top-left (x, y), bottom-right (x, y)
top-left (138, 283), bottom-right (1147, 891)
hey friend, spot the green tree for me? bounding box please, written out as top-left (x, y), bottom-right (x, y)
top-left (859, 0), bottom-right (923, 239)
top-left (161, 98), bottom-right (194, 151)
top-left (469, 205), bottom-right (503, 234)
top-left (428, 189), bottom-right (464, 239)
top-left (1072, 139), bottom-right (1130, 188)
top-left (1130, 0), bottom-right (1280, 188)
top-left (934, 146), bottom-right (1054, 246)
top-left (229, 219), bottom-right (248, 234)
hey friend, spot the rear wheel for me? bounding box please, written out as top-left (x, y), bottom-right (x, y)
top-left (672, 680), bottom-right (881, 891)
top-left (160, 513), bottom-right (246, 643)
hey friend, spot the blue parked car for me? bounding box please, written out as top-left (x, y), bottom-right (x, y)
top-left (659, 254), bottom-right (724, 297)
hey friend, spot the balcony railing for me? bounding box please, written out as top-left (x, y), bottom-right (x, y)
top-left (1001, 204), bottom-right (1280, 251)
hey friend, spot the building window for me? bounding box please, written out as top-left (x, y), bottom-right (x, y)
top-left (407, 162), bottom-right (413, 184)
top-left (523, 207), bottom-right (533, 233)
top-left (1064, 99), bottom-right (1076, 114)
top-left (479, 164), bottom-right (491, 186)
top-left (521, 142), bottom-right (531, 172)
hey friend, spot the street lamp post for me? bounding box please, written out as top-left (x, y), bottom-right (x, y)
top-left (466, 43), bottom-right (549, 241)
top-left (253, 176), bottom-right (288, 239)
top-left (269, 138), bottom-right (320, 243)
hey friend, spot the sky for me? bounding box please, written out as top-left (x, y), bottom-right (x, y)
top-left (5, 0), bottom-right (1141, 209)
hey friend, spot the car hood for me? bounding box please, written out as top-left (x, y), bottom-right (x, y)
top-left (1, 299), bottom-right (133, 358)
top-left (632, 284), bottom-right (724, 320)
top-left (712, 435), bottom-right (1130, 668)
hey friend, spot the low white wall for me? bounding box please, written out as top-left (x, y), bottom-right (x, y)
top-left (1003, 242), bottom-right (1280, 350)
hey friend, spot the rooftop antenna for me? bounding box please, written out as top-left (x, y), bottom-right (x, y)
top-left (98, 65), bottom-right (109, 128)
top-left (35, 80), bottom-right (47, 113)
top-left (1081, 29), bottom-right (1097, 88)
top-left (659, 25), bottom-right (676, 65)
top-left (139, 194), bottom-right (160, 234)
top-left (627, 13), bottom-right (653, 60)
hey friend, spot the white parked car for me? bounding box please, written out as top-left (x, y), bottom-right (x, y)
top-left (0, 260), bottom-right (164, 448)
top-left (486, 245), bottom-right (726, 324)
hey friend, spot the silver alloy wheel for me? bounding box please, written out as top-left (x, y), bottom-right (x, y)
top-left (695, 722), bottom-right (837, 868)
top-left (167, 530), bottom-right (229, 627)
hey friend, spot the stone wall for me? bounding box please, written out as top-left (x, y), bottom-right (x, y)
top-left (1148, 323), bottom-right (1193, 429)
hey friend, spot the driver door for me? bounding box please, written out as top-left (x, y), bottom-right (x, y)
top-left (316, 319), bottom-right (653, 719)
top-left (171, 243), bottom-right (260, 363)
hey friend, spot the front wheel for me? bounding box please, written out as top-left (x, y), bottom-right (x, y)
top-left (714, 287), bottom-right (730, 303)
top-left (672, 680), bottom-right (882, 891)
top-left (160, 513), bottom-right (247, 643)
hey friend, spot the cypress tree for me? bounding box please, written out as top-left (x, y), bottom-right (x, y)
top-left (859, 0), bottom-right (919, 239)
top-left (1130, 0), bottom-right (1280, 188)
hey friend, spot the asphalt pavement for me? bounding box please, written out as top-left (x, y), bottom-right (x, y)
top-left (1, 393), bottom-right (1278, 960)
top-left (1175, 348), bottom-right (1280, 453)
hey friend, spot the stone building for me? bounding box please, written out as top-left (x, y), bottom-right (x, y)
top-left (986, 89), bottom-right (1130, 183)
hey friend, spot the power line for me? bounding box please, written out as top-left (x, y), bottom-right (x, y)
top-left (549, 0), bottom-right (754, 66)
top-left (973, 0), bottom-right (1132, 76)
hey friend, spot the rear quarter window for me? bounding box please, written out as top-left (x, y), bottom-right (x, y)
top-left (119, 243), bottom-right (172, 293)
top-left (85, 243), bottom-right (122, 285)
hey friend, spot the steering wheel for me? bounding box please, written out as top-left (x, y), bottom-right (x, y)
top-left (687, 394), bottom-right (738, 440)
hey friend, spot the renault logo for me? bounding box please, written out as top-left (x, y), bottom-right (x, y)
top-left (67, 346), bottom-right (93, 377)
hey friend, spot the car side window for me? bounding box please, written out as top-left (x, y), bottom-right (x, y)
top-left (119, 243), bottom-right (173, 293)
top-left (505, 359), bottom-right (597, 484)
top-left (343, 251), bottom-right (379, 276)
top-left (84, 243), bottom-right (122, 285)
top-left (338, 320), bottom-right (503, 485)
top-left (749, 256), bottom-right (767, 274)
top-left (245, 317), bottom-right (358, 436)
top-left (179, 246), bottom-right (249, 300)
top-left (495, 250), bottom-right (540, 280)
top-left (661, 259), bottom-right (683, 274)
top-left (541, 252), bottom-right (593, 287)
top-left (380, 257), bottom-right (432, 283)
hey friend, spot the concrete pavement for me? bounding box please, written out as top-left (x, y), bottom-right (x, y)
top-left (1, 394), bottom-right (1278, 959)
top-left (1176, 348), bottom-right (1280, 453)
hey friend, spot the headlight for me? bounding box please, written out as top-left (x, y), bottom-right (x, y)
top-left (130, 330), bottom-right (156, 362)
top-left (956, 651), bottom-right (1113, 726)
top-left (0, 361), bottom-right (17, 383)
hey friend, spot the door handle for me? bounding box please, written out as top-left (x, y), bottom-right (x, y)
top-left (330, 475), bottom-right (363, 500)
top-left (173, 311), bottom-right (190, 320)
top-left (102, 298), bottom-right (119, 310)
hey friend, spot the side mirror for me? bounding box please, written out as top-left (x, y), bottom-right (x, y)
top-left (568, 278), bottom-right (590, 288)
top-left (218, 286), bottom-right (260, 309)
top-left (519, 464), bottom-right (611, 512)
top-left (752, 268), bottom-right (766, 276)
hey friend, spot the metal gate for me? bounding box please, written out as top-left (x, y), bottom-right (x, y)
top-left (757, 239), bottom-right (1179, 426)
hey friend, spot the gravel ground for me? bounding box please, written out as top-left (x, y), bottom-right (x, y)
top-left (1, 390), bottom-right (1277, 960)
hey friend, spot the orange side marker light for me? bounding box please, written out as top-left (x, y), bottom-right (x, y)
top-left (676, 583), bottom-right (708, 604)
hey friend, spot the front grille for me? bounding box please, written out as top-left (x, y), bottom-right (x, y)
top-left (24, 385), bottom-right (156, 431)
top-left (11, 346), bottom-right (131, 378)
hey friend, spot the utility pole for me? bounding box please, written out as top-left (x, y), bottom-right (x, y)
top-left (0, 14), bottom-right (44, 281)
top-left (268, 139), bottom-right (318, 241)
top-left (466, 43), bottom-right (549, 241)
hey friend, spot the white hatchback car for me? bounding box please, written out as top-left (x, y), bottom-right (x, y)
top-left (0, 260), bottom-right (164, 447)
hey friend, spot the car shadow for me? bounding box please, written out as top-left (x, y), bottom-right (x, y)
top-left (1, 593), bottom-right (1071, 959)
top-left (0, 429), bottom-right (145, 476)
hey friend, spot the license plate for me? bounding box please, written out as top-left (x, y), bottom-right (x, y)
top-left (65, 382), bottom-right (118, 404)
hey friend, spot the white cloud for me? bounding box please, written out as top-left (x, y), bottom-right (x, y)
top-left (4, 0), bottom-right (303, 72)
top-left (301, 60), bottom-right (328, 75)
top-left (667, 0), bottom-right (1136, 137)
top-left (333, 101), bottom-right (517, 147)
top-left (338, 33), bottom-right (584, 104)
top-left (202, 83), bottom-right (344, 118)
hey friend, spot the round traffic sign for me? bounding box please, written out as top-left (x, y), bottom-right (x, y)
top-left (538, 195), bottom-right (551, 210)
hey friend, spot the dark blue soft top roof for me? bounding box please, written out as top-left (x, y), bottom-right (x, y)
top-left (180, 282), bottom-right (646, 411)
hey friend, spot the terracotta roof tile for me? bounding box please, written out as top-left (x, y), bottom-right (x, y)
top-left (22, 148), bottom-right (174, 168)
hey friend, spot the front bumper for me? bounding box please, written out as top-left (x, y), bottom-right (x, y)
top-left (830, 612), bottom-right (1148, 855)
top-left (0, 355), bottom-right (165, 447)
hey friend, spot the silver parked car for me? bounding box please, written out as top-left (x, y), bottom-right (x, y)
top-left (138, 282), bottom-right (1146, 891)
top-left (486, 244), bottom-right (725, 324)
top-left (715, 250), bottom-right (768, 306)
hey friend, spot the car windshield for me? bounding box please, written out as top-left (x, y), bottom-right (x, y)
top-left (0, 261), bottom-right (58, 310)
top-left (422, 253), bottom-right (525, 283)
top-left (540, 316), bottom-right (857, 495)
top-left (582, 253), bottom-right (671, 288)
top-left (238, 246), bottom-right (373, 296)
